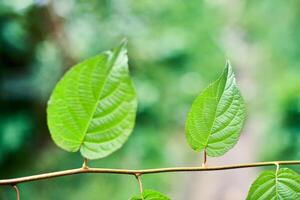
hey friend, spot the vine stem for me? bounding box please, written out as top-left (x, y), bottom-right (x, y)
top-left (0, 160), bottom-right (299, 186)
top-left (12, 185), bottom-right (20, 200)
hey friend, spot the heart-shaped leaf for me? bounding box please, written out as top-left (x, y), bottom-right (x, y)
top-left (47, 41), bottom-right (137, 159)
top-left (185, 61), bottom-right (246, 157)
top-left (130, 190), bottom-right (170, 200)
top-left (247, 168), bottom-right (300, 200)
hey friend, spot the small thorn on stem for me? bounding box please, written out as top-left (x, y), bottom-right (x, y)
top-left (82, 158), bottom-right (89, 169)
top-left (202, 149), bottom-right (207, 167)
top-left (12, 185), bottom-right (20, 200)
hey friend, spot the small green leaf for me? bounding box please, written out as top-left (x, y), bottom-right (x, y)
top-left (47, 41), bottom-right (137, 159)
top-left (247, 168), bottom-right (300, 200)
top-left (185, 61), bottom-right (246, 157)
top-left (130, 190), bottom-right (170, 200)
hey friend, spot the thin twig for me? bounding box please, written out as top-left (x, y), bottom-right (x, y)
top-left (0, 160), bottom-right (299, 186)
top-left (12, 185), bottom-right (20, 200)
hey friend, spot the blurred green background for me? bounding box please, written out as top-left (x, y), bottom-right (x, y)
top-left (0, 0), bottom-right (299, 199)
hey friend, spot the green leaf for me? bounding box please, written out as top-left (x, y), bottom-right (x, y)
top-left (47, 41), bottom-right (137, 159)
top-left (247, 168), bottom-right (300, 200)
top-left (130, 190), bottom-right (170, 200)
top-left (185, 61), bottom-right (246, 157)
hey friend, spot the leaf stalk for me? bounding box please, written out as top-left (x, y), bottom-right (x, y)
top-left (82, 158), bottom-right (89, 169)
top-left (135, 174), bottom-right (144, 200)
top-left (202, 149), bottom-right (207, 167)
top-left (12, 185), bottom-right (20, 200)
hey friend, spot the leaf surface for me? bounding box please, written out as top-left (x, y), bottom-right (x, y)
top-left (247, 168), bottom-right (300, 200)
top-left (185, 61), bottom-right (246, 156)
top-left (131, 190), bottom-right (170, 200)
top-left (47, 41), bottom-right (137, 159)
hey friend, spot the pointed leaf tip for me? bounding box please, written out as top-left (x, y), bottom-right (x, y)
top-left (116, 38), bottom-right (128, 52)
top-left (121, 38), bottom-right (128, 45)
top-left (226, 59), bottom-right (231, 67)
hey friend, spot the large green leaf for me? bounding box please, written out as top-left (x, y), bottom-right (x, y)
top-left (130, 190), bottom-right (170, 200)
top-left (247, 168), bottom-right (300, 200)
top-left (185, 61), bottom-right (246, 157)
top-left (47, 41), bottom-right (137, 159)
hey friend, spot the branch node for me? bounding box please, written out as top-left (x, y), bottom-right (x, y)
top-left (134, 173), bottom-right (141, 178)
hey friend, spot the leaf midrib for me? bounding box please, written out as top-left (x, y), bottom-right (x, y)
top-left (275, 169), bottom-right (279, 199)
top-left (79, 50), bottom-right (122, 149)
top-left (204, 73), bottom-right (227, 149)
